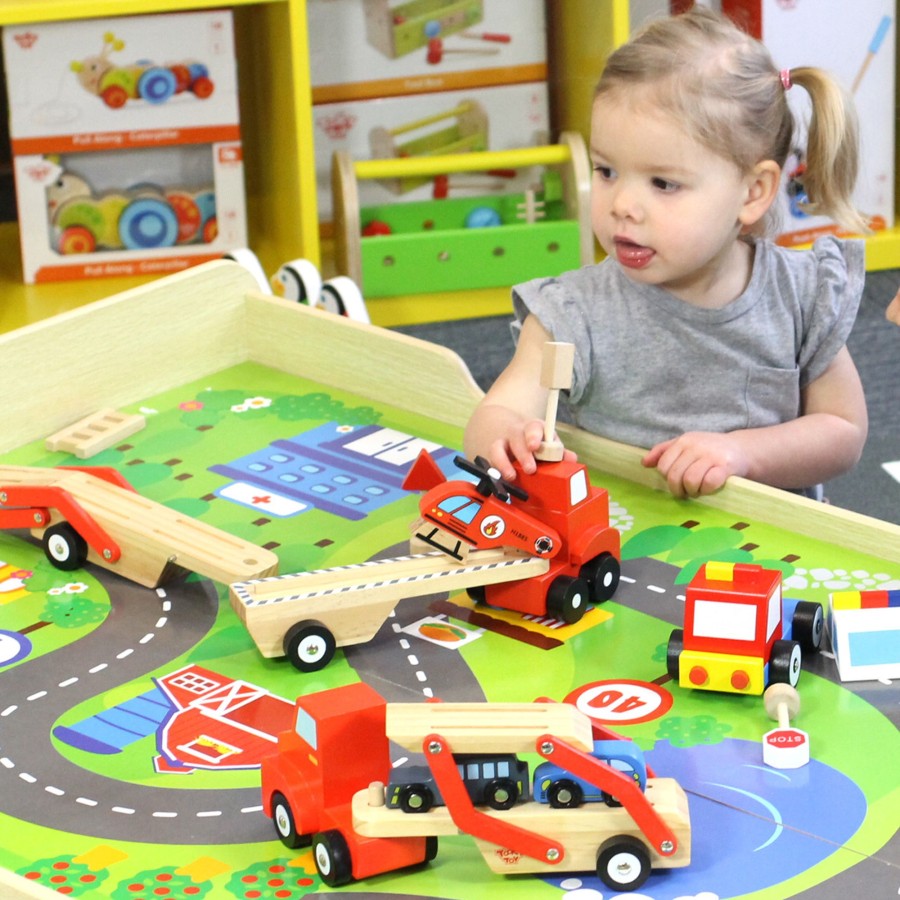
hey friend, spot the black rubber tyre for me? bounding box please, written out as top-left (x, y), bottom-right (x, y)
top-left (792, 600), bottom-right (824, 653)
top-left (271, 792), bottom-right (310, 849)
top-left (596, 835), bottom-right (651, 891)
top-left (312, 829), bottom-right (353, 887)
top-left (547, 778), bottom-right (583, 809)
top-left (485, 777), bottom-right (518, 810)
top-left (768, 639), bottom-right (803, 687)
top-left (580, 552), bottom-right (621, 603)
top-left (43, 523), bottom-right (88, 571)
top-left (283, 620), bottom-right (336, 672)
top-left (546, 574), bottom-right (590, 624)
top-left (397, 783), bottom-right (434, 814)
top-left (666, 629), bottom-right (684, 681)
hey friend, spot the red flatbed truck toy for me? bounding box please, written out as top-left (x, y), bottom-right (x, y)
top-left (261, 683), bottom-right (691, 892)
top-left (0, 463), bottom-right (278, 588)
top-left (666, 561), bottom-right (824, 695)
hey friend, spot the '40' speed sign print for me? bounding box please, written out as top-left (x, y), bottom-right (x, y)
top-left (565, 679), bottom-right (673, 727)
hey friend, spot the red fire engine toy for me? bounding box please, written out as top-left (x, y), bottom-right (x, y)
top-left (666, 561), bottom-right (824, 695)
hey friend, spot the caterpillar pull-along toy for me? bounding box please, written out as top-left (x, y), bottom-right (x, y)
top-left (47, 170), bottom-right (217, 254)
top-left (71, 32), bottom-right (214, 108)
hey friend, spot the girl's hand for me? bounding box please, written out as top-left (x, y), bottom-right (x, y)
top-left (887, 288), bottom-right (900, 325)
top-left (485, 419), bottom-right (576, 482)
top-left (642, 432), bottom-right (749, 498)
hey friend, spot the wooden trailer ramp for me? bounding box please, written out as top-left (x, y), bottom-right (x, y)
top-left (230, 549), bottom-right (549, 660)
top-left (0, 464), bottom-right (278, 588)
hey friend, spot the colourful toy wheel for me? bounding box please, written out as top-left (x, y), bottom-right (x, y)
top-left (202, 215), bottom-right (218, 243)
top-left (101, 84), bottom-right (128, 108)
top-left (138, 66), bottom-right (176, 104)
top-left (192, 75), bottom-right (214, 99)
top-left (194, 190), bottom-right (217, 233)
top-left (118, 198), bottom-right (179, 249)
top-left (166, 191), bottom-right (201, 243)
top-left (169, 64), bottom-right (192, 93)
top-left (58, 225), bottom-right (96, 254)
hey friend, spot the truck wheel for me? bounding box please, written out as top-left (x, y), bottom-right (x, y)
top-left (666, 629), bottom-right (684, 680)
top-left (467, 585), bottom-right (486, 604)
top-left (769, 639), bottom-right (802, 687)
top-left (398, 783), bottom-right (434, 813)
top-left (485, 777), bottom-right (518, 810)
top-left (580, 552), bottom-right (620, 603)
top-left (43, 523), bottom-right (88, 571)
top-left (792, 601), bottom-right (824, 653)
top-left (312, 829), bottom-right (353, 887)
top-left (547, 778), bottom-right (583, 809)
top-left (547, 575), bottom-right (590, 624)
top-left (596, 835), bottom-right (651, 891)
top-left (271, 792), bottom-right (310, 849)
top-left (283, 621), bottom-right (336, 672)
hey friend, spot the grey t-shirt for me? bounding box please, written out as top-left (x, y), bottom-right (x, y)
top-left (512, 236), bottom-right (864, 451)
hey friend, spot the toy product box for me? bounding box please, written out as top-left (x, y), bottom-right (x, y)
top-left (307, 0), bottom-right (548, 102)
top-left (313, 80), bottom-right (550, 224)
top-left (722, 0), bottom-right (895, 245)
top-left (2, 9), bottom-right (247, 283)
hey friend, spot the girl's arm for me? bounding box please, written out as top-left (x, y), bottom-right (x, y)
top-left (887, 287), bottom-right (900, 324)
top-left (642, 346), bottom-right (868, 498)
top-left (464, 315), bottom-right (571, 481)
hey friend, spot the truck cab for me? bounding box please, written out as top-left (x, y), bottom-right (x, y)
top-left (667, 561), bottom-right (824, 694)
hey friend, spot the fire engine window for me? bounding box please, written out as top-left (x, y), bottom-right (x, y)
top-left (569, 469), bottom-right (588, 506)
top-left (438, 495), bottom-right (481, 523)
top-left (766, 585), bottom-right (782, 639)
top-left (294, 708), bottom-right (317, 749)
top-left (693, 599), bottom-right (756, 640)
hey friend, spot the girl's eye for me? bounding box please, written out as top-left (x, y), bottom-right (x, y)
top-left (652, 177), bottom-right (679, 192)
top-left (594, 166), bottom-right (615, 180)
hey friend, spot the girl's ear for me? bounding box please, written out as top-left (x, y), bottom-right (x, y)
top-left (739, 160), bottom-right (781, 229)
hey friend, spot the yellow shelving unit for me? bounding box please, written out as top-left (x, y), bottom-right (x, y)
top-left (0, 0), bottom-right (896, 332)
top-left (0, 0), bottom-right (319, 332)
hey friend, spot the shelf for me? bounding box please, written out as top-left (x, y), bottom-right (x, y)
top-left (0, 0), bottom-right (319, 314)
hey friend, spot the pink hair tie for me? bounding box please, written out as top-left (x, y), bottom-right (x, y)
top-left (780, 69), bottom-right (792, 90)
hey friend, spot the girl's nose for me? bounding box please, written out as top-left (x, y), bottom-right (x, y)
top-left (611, 183), bottom-right (642, 222)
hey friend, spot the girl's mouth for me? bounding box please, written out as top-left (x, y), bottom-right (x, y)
top-left (614, 238), bottom-right (655, 269)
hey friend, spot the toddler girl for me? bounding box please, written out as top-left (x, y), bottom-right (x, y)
top-left (465, 7), bottom-right (871, 499)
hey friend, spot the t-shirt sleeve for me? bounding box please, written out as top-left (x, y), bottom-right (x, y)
top-left (511, 271), bottom-right (597, 403)
top-left (797, 237), bottom-right (865, 388)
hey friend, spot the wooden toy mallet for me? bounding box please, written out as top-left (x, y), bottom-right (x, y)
top-left (535, 342), bottom-right (575, 462)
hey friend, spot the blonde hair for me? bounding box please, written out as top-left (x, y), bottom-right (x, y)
top-left (595, 7), bottom-right (868, 235)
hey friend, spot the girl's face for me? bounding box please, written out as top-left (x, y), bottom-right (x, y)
top-left (590, 92), bottom-right (762, 307)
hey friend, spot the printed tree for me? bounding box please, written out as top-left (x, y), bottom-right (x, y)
top-left (111, 857), bottom-right (228, 899)
top-left (18, 846), bottom-right (126, 895)
top-left (226, 858), bottom-right (319, 899)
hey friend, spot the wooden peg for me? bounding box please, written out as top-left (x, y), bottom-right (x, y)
top-left (535, 342), bottom-right (574, 462)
